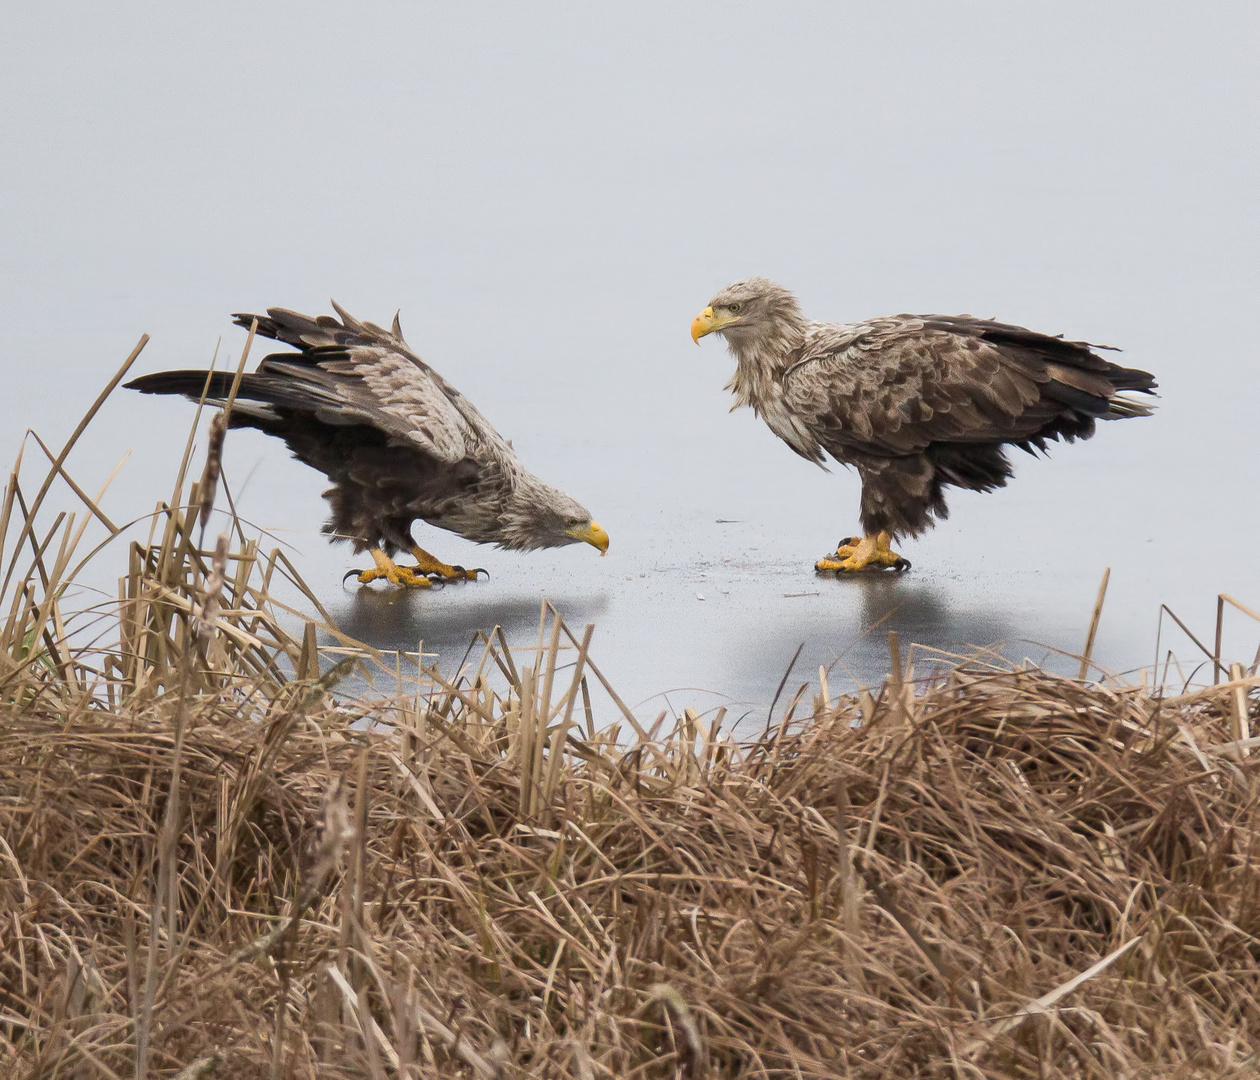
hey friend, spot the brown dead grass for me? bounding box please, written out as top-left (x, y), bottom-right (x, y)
top-left (2, 340), bottom-right (1260, 1078)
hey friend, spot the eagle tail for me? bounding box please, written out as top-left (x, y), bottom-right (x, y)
top-left (1106, 393), bottom-right (1155, 420)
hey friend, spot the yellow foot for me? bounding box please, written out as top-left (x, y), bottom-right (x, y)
top-left (408, 545), bottom-right (487, 584)
top-left (343, 549), bottom-right (434, 588)
top-left (815, 532), bottom-right (911, 574)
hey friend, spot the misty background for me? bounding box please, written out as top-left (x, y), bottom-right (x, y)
top-left (2, 3), bottom-right (1257, 717)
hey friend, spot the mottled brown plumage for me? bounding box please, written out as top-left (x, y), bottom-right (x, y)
top-left (692, 277), bottom-right (1155, 570)
top-left (126, 304), bottom-right (607, 584)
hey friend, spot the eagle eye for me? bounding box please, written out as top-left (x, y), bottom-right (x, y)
top-left (728, 302), bottom-right (742, 313)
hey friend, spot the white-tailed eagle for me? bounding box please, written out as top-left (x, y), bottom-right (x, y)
top-left (128, 304), bottom-right (608, 587)
top-left (692, 278), bottom-right (1155, 572)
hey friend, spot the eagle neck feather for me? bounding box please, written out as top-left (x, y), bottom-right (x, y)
top-left (722, 317), bottom-right (822, 461)
top-left (723, 321), bottom-right (805, 410)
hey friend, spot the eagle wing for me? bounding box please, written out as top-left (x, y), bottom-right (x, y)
top-left (781, 315), bottom-right (1155, 460)
top-left (231, 304), bottom-right (474, 464)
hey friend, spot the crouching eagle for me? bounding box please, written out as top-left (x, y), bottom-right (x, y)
top-left (691, 278), bottom-right (1155, 572)
top-left (127, 304), bottom-right (608, 587)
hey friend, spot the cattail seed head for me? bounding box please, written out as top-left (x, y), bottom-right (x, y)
top-left (192, 533), bottom-right (230, 642)
top-left (198, 411), bottom-right (227, 532)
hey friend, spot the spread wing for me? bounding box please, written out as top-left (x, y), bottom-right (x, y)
top-left (227, 303), bottom-right (475, 464)
top-left (782, 315), bottom-right (1156, 460)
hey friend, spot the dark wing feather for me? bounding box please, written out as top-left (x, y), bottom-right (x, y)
top-left (131, 305), bottom-right (475, 463)
top-left (782, 315), bottom-right (1155, 460)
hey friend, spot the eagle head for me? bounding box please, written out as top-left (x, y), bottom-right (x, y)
top-left (497, 477), bottom-right (609, 555)
top-left (691, 277), bottom-right (804, 347)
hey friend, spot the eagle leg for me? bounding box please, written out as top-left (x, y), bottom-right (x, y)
top-left (347, 548), bottom-right (435, 588)
top-left (815, 532), bottom-right (911, 574)
top-left (408, 545), bottom-right (487, 583)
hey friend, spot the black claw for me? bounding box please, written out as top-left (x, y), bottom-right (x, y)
top-left (343, 568), bottom-right (366, 585)
top-left (892, 558), bottom-right (912, 571)
top-left (435, 565), bottom-right (489, 582)
top-left (837, 537), bottom-right (856, 547)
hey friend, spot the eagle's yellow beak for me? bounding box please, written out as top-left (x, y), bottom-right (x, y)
top-left (691, 305), bottom-right (740, 344)
top-left (568, 520), bottom-right (609, 555)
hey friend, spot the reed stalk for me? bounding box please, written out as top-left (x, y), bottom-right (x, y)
top-left (1, 343), bottom-right (1258, 1078)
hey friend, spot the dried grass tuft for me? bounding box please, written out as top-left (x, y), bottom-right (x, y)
top-left (1, 345), bottom-right (1260, 1078)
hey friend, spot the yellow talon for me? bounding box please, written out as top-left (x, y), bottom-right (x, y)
top-left (408, 545), bottom-right (486, 583)
top-left (815, 532), bottom-right (911, 574)
top-left (350, 549), bottom-right (435, 588)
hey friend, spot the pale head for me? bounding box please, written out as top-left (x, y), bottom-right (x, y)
top-left (690, 277), bottom-right (806, 349)
top-left (497, 475), bottom-right (609, 554)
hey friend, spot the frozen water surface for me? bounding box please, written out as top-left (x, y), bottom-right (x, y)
top-left (2, 4), bottom-right (1258, 721)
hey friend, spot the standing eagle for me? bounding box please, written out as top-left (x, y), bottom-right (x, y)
top-left (691, 278), bottom-right (1155, 572)
top-left (127, 304), bottom-right (608, 587)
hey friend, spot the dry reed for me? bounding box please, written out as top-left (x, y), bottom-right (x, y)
top-left (1, 343), bottom-right (1259, 1078)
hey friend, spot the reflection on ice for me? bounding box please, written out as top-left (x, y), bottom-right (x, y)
top-left (333, 586), bottom-right (611, 659)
